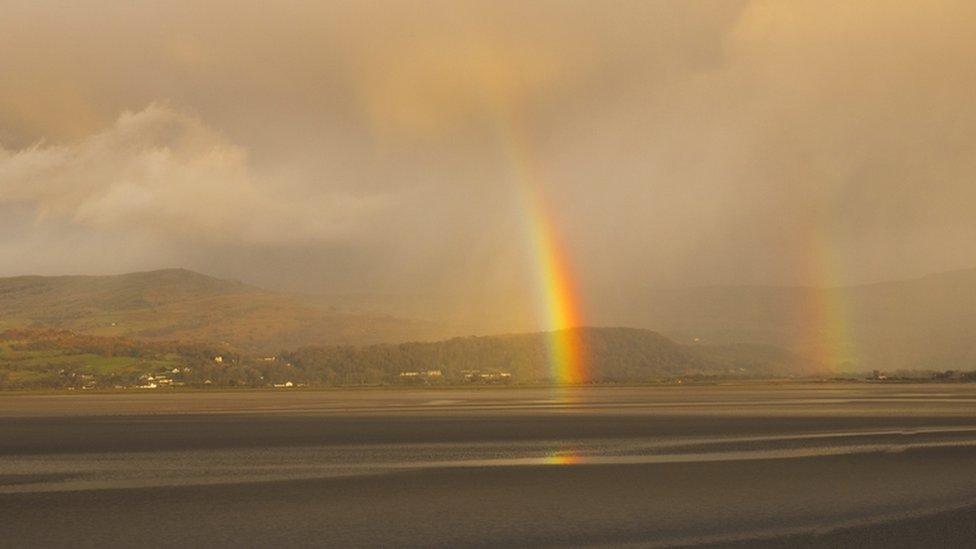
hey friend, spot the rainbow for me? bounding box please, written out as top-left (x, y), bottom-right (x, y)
top-left (491, 106), bottom-right (588, 384)
top-left (801, 221), bottom-right (857, 372)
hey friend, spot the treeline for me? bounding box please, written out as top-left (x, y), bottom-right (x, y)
top-left (0, 327), bottom-right (818, 390)
top-left (278, 327), bottom-right (789, 384)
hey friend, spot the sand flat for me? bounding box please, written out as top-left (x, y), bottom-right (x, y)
top-left (3, 384), bottom-right (976, 547)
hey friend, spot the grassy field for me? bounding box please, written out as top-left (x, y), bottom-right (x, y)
top-left (0, 335), bottom-right (186, 388)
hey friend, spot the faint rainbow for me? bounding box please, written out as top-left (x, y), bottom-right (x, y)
top-left (489, 105), bottom-right (587, 384)
top-left (802, 221), bottom-right (856, 373)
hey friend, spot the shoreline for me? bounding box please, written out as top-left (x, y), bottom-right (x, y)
top-left (0, 377), bottom-right (972, 397)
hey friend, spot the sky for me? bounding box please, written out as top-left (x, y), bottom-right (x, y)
top-left (2, 0), bottom-right (976, 326)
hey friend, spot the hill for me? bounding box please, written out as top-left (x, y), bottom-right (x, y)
top-left (283, 327), bottom-right (816, 384)
top-left (591, 269), bottom-right (976, 372)
top-left (6, 266), bottom-right (971, 374)
top-left (0, 326), bottom-right (817, 389)
top-left (0, 269), bottom-right (445, 353)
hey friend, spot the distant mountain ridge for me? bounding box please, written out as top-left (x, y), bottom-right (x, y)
top-left (0, 269), bottom-right (446, 353)
top-left (591, 268), bottom-right (976, 372)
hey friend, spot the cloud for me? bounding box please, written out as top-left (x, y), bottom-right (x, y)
top-left (1, 0), bottom-right (976, 315)
top-left (0, 104), bottom-right (385, 244)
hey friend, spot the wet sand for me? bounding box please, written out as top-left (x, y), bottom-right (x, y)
top-left (2, 384), bottom-right (976, 547)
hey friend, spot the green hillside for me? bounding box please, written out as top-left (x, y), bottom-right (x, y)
top-left (0, 329), bottom-right (213, 389)
top-left (0, 326), bottom-right (817, 390)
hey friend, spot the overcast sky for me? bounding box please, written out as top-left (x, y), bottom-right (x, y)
top-left (3, 1), bottom-right (976, 317)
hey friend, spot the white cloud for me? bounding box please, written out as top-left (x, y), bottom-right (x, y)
top-left (0, 104), bottom-right (385, 244)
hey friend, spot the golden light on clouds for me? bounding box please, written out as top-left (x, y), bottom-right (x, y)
top-left (359, 35), bottom-right (568, 140)
top-left (0, 0), bottom-right (974, 318)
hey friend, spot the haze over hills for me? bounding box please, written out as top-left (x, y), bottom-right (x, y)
top-left (3, 267), bottom-right (976, 375)
top-left (0, 268), bottom-right (819, 388)
top-left (313, 268), bottom-right (976, 373)
top-left (0, 269), bottom-right (446, 353)
top-left (590, 269), bottom-right (976, 372)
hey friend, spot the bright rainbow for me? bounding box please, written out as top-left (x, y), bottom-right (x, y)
top-left (491, 106), bottom-right (588, 384)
